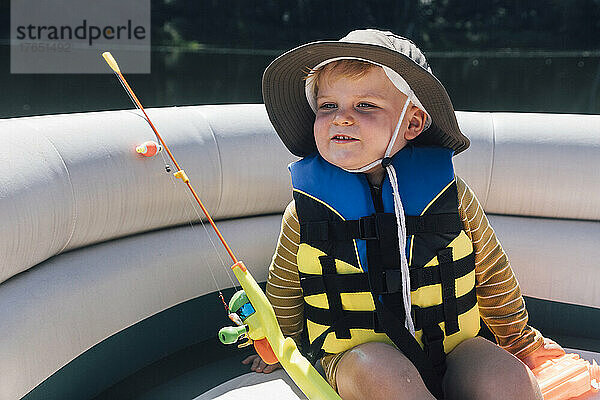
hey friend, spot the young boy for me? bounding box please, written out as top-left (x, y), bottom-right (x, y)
top-left (243, 29), bottom-right (565, 400)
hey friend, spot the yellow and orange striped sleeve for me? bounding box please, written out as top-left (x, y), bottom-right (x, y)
top-left (455, 176), bottom-right (544, 359)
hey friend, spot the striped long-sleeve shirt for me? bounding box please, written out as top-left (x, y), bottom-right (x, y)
top-left (265, 176), bottom-right (544, 368)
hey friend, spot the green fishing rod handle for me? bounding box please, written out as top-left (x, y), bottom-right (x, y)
top-left (219, 325), bottom-right (247, 345)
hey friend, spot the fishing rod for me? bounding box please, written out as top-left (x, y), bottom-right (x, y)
top-left (102, 52), bottom-right (237, 265)
top-left (101, 52), bottom-right (341, 400)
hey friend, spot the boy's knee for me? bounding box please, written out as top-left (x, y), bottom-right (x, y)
top-left (343, 342), bottom-right (416, 378)
top-left (444, 341), bottom-right (542, 400)
top-left (339, 343), bottom-right (395, 383)
top-left (465, 361), bottom-right (541, 400)
top-left (336, 342), bottom-right (435, 400)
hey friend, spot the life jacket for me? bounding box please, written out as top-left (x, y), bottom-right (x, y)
top-left (289, 145), bottom-right (480, 378)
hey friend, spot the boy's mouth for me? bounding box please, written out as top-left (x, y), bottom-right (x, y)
top-left (331, 134), bottom-right (358, 143)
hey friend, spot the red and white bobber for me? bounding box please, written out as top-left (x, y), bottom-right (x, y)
top-left (136, 140), bottom-right (162, 157)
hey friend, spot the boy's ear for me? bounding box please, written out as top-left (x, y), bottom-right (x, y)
top-left (405, 106), bottom-right (427, 140)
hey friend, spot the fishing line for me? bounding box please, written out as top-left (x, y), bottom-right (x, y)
top-left (142, 100), bottom-right (239, 292)
top-left (157, 150), bottom-right (235, 307)
top-left (115, 73), bottom-right (139, 114)
top-left (181, 185), bottom-right (239, 291)
top-left (103, 52), bottom-right (239, 314)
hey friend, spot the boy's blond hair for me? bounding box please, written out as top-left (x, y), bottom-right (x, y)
top-left (305, 59), bottom-right (377, 97)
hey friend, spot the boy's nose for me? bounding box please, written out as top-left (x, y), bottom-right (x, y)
top-left (332, 109), bottom-right (354, 126)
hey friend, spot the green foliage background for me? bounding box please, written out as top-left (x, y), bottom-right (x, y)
top-left (1, 0), bottom-right (599, 118)
top-left (151, 0), bottom-right (600, 51)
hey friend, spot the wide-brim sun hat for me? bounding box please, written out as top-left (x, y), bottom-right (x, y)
top-left (262, 29), bottom-right (470, 157)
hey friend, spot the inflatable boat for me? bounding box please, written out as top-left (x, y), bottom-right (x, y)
top-left (1, 104), bottom-right (599, 399)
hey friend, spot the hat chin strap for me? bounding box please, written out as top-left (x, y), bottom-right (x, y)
top-left (340, 98), bottom-right (410, 174)
top-left (340, 97), bottom-right (416, 336)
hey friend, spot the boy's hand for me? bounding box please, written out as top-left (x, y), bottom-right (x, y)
top-left (242, 354), bottom-right (282, 373)
top-left (521, 337), bottom-right (566, 370)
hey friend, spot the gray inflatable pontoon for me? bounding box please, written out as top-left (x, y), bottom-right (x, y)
top-left (1, 105), bottom-right (599, 399)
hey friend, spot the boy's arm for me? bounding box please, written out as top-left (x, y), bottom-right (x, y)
top-left (265, 200), bottom-right (304, 342)
top-left (455, 176), bottom-right (545, 360)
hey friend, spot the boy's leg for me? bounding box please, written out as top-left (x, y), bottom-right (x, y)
top-left (443, 337), bottom-right (543, 400)
top-left (335, 342), bottom-right (437, 400)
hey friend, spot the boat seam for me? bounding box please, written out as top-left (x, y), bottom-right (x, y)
top-left (44, 132), bottom-right (77, 254)
top-left (484, 113), bottom-right (497, 207)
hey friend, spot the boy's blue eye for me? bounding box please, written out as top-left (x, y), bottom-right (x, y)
top-left (357, 102), bottom-right (375, 108)
top-left (319, 103), bottom-right (337, 109)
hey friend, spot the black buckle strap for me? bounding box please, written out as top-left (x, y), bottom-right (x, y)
top-left (370, 269), bottom-right (403, 295)
top-left (358, 215), bottom-right (378, 239)
top-left (301, 213), bottom-right (462, 243)
top-left (301, 217), bottom-right (378, 242)
top-left (372, 310), bottom-right (383, 333)
top-left (422, 323), bottom-right (447, 375)
top-left (333, 216), bottom-right (380, 240)
top-left (301, 214), bottom-right (401, 242)
top-left (405, 213), bottom-right (462, 236)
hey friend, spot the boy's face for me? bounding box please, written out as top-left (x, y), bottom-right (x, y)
top-left (313, 66), bottom-right (410, 171)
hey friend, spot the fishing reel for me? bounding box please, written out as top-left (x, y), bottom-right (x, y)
top-left (218, 290), bottom-right (278, 364)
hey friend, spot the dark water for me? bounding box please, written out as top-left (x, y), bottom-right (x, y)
top-left (1, 45), bottom-right (599, 119)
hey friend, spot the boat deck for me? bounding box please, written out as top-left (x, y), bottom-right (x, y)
top-left (92, 340), bottom-right (599, 400)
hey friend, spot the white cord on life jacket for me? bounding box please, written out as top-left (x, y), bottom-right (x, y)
top-left (341, 97), bottom-right (416, 336)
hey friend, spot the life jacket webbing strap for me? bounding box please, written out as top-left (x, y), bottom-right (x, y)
top-left (303, 304), bottom-right (445, 400)
top-left (375, 302), bottom-right (445, 399)
top-left (300, 220), bottom-right (330, 242)
top-left (422, 323), bottom-right (447, 377)
top-left (300, 272), bottom-right (371, 296)
top-left (304, 303), bottom-right (374, 329)
top-left (412, 286), bottom-right (477, 330)
top-left (438, 248), bottom-right (460, 335)
top-left (300, 213), bottom-right (463, 243)
top-left (318, 255), bottom-right (351, 339)
top-left (303, 285), bottom-right (476, 331)
top-left (300, 269), bottom-right (405, 297)
top-left (410, 252), bottom-right (475, 290)
top-left (300, 215), bottom-right (390, 242)
top-left (405, 213), bottom-right (462, 235)
top-left (299, 252), bottom-right (474, 297)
